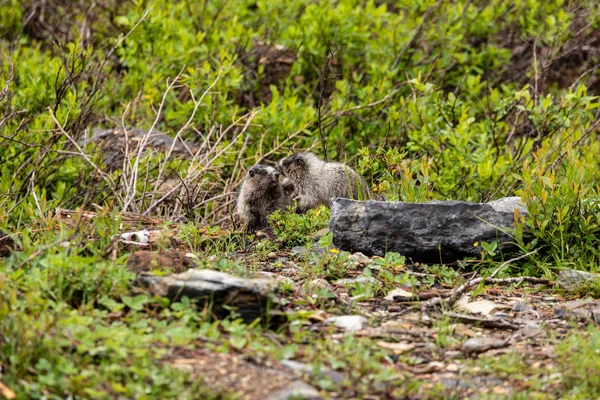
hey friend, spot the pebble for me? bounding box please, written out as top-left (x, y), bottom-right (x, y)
top-left (462, 337), bottom-right (507, 354)
top-left (325, 315), bottom-right (368, 332)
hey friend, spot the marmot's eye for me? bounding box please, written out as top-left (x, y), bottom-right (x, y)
top-left (249, 170), bottom-right (255, 177)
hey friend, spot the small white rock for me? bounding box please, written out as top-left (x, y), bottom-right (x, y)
top-left (325, 315), bottom-right (368, 332)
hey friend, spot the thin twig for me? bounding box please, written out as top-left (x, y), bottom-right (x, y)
top-left (419, 275), bottom-right (552, 323)
top-left (489, 250), bottom-right (538, 278)
top-left (391, 0), bottom-right (444, 70)
top-left (49, 109), bottom-right (123, 206)
top-left (317, 44), bottom-right (343, 160)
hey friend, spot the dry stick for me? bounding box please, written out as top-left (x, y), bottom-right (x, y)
top-left (123, 68), bottom-right (185, 212)
top-left (317, 44), bottom-right (343, 161)
top-left (253, 122), bottom-right (311, 164)
top-left (489, 250), bottom-right (538, 279)
top-left (325, 89), bottom-right (401, 120)
top-left (0, 55), bottom-right (14, 103)
top-left (420, 275), bottom-right (552, 323)
top-left (89, 7), bottom-right (152, 98)
top-left (120, 101), bottom-right (133, 173)
top-left (391, 0), bottom-right (444, 70)
top-left (143, 111), bottom-right (258, 216)
top-left (30, 171), bottom-right (44, 217)
top-left (150, 70), bottom-right (224, 204)
top-left (15, 237), bottom-right (71, 270)
top-left (49, 110), bottom-right (123, 206)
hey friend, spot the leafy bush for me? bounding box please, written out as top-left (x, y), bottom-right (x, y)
top-left (2, 0), bottom-right (600, 397)
top-left (269, 207), bottom-right (329, 247)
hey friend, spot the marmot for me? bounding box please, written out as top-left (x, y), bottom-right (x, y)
top-left (278, 152), bottom-right (375, 213)
top-left (236, 165), bottom-right (293, 233)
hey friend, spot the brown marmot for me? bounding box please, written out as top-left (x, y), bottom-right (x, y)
top-left (236, 165), bottom-right (293, 233)
top-left (278, 152), bottom-right (375, 213)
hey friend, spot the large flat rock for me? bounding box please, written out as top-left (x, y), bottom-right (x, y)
top-left (137, 269), bottom-right (282, 322)
top-left (329, 197), bottom-right (525, 263)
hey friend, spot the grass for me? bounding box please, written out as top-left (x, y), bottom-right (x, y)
top-left (2, 0), bottom-right (600, 398)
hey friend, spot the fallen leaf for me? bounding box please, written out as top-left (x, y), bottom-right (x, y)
top-left (454, 323), bottom-right (477, 338)
top-left (411, 361), bottom-right (445, 374)
top-left (381, 321), bottom-right (414, 330)
top-left (454, 294), bottom-right (470, 308)
top-left (376, 341), bottom-right (416, 354)
top-left (385, 288), bottom-right (413, 301)
top-left (0, 381), bottom-right (16, 399)
top-left (457, 299), bottom-right (510, 316)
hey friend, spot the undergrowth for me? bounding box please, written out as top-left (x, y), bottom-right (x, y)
top-left (1, 0), bottom-right (600, 398)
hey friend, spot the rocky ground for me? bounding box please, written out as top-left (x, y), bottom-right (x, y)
top-left (121, 227), bottom-right (599, 400)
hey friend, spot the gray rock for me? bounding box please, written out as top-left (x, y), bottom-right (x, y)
top-left (329, 197), bottom-right (524, 263)
top-left (441, 377), bottom-right (472, 391)
top-left (511, 301), bottom-right (532, 313)
top-left (334, 276), bottom-right (376, 285)
top-left (559, 269), bottom-right (599, 291)
top-left (83, 127), bottom-right (199, 170)
top-left (348, 252), bottom-right (371, 266)
top-left (444, 350), bottom-right (464, 360)
top-left (266, 381), bottom-right (323, 400)
top-left (312, 228), bottom-right (330, 241)
top-left (290, 246), bottom-right (325, 257)
top-left (136, 269), bottom-right (281, 322)
top-left (280, 360), bottom-right (345, 384)
top-left (325, 315), bottom-right (368, 332)
top-left (462, 337), bottom-right (508, 354)
top-left (487, 196), bottom-right (527, 213)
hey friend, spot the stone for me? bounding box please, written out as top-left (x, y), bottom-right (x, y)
top-left (312, 228), bottom-right (330, 241)
top-left (325, 315), bottom-right (368, 332)
top-left (136, 269), bottom-right (281, 322)
top-left (280, 360), bottom-right (345, 385)
top-left (559, 269), bottom-right (599, 291)
top-left (444, 350), bottom-right (463, 360)
top-left (385, 288), bottom-right (414, 301)
top-left (334, 276), bottom-right (376, 285)
top-left (329, 197), bottom-right (525, 263)
top-left (446, 363), bottom-right (461, 372)
top-left (348, 252), bottom-right (371, 266)
top-left (486, 196), bottom-right (527, 214)
top-left (462, 337), bottom-right (508, 354)
top-left (290, 246), bottom-right (325, 257)
top-left (83, 127), bottom-right (199, 171)
top-left (511, 301), bottom-right (532, 313)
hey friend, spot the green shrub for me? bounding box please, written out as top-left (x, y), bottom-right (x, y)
top-left (269, 207), bottom-right (329, 247)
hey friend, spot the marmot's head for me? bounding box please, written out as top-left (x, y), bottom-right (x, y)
top-left (245, 164), bottom-right (280, 187)
top-left (278, 152), bottom-right (318, 179)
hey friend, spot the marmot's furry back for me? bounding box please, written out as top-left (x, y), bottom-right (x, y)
top-left (278, 152), bottom-right (375, 213)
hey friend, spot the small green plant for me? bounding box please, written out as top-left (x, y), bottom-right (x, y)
top-left (555, 327), bottom-right (600, 397)
top-left (480, 241), bottom-right (499, 258)
top-left (516, 145), bottom-right (600, 274)
top-left (269, 207), bottom-right (329, 247)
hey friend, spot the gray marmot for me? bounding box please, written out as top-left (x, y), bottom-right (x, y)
top-left (236, 165), bottom-right (293, 233)
top-left (278, 152), bottom-right (375, 213)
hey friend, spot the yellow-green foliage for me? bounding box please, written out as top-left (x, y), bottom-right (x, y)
top-left (2, 1), bottom-right (600, 398)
